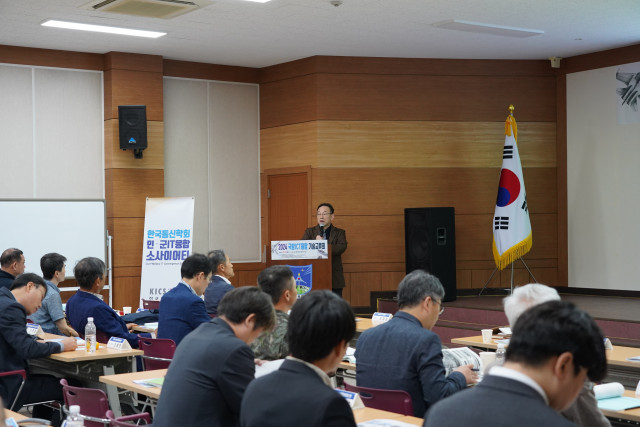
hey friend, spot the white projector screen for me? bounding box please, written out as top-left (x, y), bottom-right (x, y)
top-left (0, 200), bottom-right (107, 278)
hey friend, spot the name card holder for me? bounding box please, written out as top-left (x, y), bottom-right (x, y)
top-left (336, 389), bottom-right (365, 409)
top-left (107, 337), bottom-right (132, 350)
top-left (26, 323), bottom-right (44, 337)
top-left (371, 312), bottom-right (393, 323)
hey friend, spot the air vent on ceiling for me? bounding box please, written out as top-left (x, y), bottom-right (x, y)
top-left (87, 0), bottom-right (203, 19)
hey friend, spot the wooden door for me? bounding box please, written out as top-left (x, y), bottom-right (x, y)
top-left (267, 171), bottom-right (309, 241)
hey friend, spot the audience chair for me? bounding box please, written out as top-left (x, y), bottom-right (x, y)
top-left (60, 379), bottom-right (110, 427)
top-left (142, 299), bottom-right (160, 310)
top-left (105, 410), bottom-right (152, 426)
top-left (139, 337), bottom-right (176, 370)
top-left (0, 369), bottom-right (61, 421)
top-left (0, 370), bottom-right (27, 410)
top-left (344, 383), bottom-right (413, 416)
top-left (376, 298), bottom-right (399, 315)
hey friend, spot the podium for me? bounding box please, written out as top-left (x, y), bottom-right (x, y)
top-left (267, 240), bottom-right (332, 292)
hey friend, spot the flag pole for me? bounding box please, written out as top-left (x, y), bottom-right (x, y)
top-left (479, 104), bottom-right (535, 295)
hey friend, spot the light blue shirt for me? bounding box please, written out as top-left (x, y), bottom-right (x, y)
top-left (29, 280), bottom-right (66, 335)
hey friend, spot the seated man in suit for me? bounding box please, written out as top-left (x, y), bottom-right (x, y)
top-left (154, 287), bottom-right (275, 427)
top-left (0, 273), bottom-right (77, 426)
top-left (241, 290), bottom-right (357, 427)
top-left (0, 248), bottom-right (25, 290)
top-left (503, 283), bottom-right (611, 427)
top-left (355, 270), bottom-right (476, 416)
top-left (157, 253), bottom-right (212, 346)
top-left (251, 265), bottom-right (298, 360)
top-left (425, 300), bottom-right (607, 426)
top-left (29, 253), bottom-right (78, 336)
top-left (204, 249), bottom-right (235, 316)
top-left (66, 257), bottom-right (148, 348)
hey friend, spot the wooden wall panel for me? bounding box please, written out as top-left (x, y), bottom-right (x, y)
top-left (105, 119), bottom-right (164, 169)
top-left (311, 167), bottom-right (557, 216)
top-left (556, 74), bottom-right (569, 286)
top-left (316, 121), bottom-right (556, 168)
top-left (104, 69), bottom-right (163, 121)
top-left (561, 43), bottom-right (640, 75)
top-left (105, 52), bottom-right (162, 73)
top-left (259, 55), bottom-right (561, 300)
top-left (164, 59), bottom-right (260, 83)
top-left (315, 74), bottom-right (556, 123)
top-left (104, 169), bottom-right (164, 218)
top-left (110, 218), bottom-right (145, 268)
top-left (348, 272), bottom-right (382, 307)
top-left (260, 74), bottom-right (318, 129)
top-left (0, 44), bottom-right (103, 70)
top-left (260, 57), bottom-right (554, 84)
top-left (335, 212), bottom-right (557, 267)
top-left (260, 122), bottom-right (318, 170)
top-left (337, 215), bottom-right (404, 264)
top-left (112, 276), bottom-right (143, 311)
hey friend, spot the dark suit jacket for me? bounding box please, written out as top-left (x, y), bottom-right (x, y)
top-left (355, 311), bottom-right (466, 416)
top-left (153, 318), bottom-right (255, 427)
top-left (0, 287), bottom-right (61, 404)
top-left (204, 275), bottom-right (234, 315)
top-left (302, 224), bottom-right (347, 289)
top-left (157, 282), bottom-right (211, 346)
top-left (240, 359), bottom-right (356, 427)
top-left (424, 375), bottom-right (578, 427)
top-left (0, 270), bottom-right (15, 290)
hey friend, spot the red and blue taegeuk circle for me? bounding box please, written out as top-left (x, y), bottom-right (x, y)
top-left (496, 168), bottom-right (520, 207)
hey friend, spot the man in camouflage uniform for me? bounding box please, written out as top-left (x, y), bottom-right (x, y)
top-left (251, 266), bottom-right (298, 360)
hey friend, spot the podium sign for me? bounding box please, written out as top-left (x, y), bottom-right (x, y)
top-left (268, 240), bottom-right (332, 292)
top-left (271, 240), bottom-right (328, 260)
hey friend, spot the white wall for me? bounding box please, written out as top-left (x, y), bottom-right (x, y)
top-left (163, 77), bottom-right (261, 263)
top-left (0, 63), bottom-right (104, 199)
top-left (567, 64), bottom-right (640, 290)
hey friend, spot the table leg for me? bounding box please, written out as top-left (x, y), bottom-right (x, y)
top-left (103, 365), bottom-right (122, 418)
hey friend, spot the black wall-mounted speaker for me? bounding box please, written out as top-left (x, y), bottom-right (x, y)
top-left (404, 207), bottom-right (457, 302)
top-left (118, 105), bottom-right (147, 151)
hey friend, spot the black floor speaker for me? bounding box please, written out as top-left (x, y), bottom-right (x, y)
top-left (404, 207), bottom-right (457, 302)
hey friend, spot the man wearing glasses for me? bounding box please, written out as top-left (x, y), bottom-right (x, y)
top-left (301, 203), bottom-right (347, 297)
top-left (355, 270), bottom-right (477, 417)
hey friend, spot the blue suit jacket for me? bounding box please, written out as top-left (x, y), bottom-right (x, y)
top-left (66, 290), bottom-right (142, 348)
top-left (355, 311), bottom-right (466, 416)
top-left (158, 282), bottom-right (210, 346)
top-left (204, 275), bottom-right (234, 315)
top-left (241, 359), bottom-right (356, 427)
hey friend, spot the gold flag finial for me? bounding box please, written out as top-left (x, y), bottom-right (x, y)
top-left (509, 104), bottom-right (515, 116)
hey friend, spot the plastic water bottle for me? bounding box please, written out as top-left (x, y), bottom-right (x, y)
top-left (85, 317), bottom-right (97, 353)
top-left (64, 405), bottom-right (84, 426)
top-left (495, 343), bottom-right (506, 366)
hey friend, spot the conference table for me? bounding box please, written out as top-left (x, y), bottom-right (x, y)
top-left (28, 333), bottom-right (143, 417)
top-left (452, 334), bottom-right (640, 404)
top-left (99, 369), bottom-right (424, 425)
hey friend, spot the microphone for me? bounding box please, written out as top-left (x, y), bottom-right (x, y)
top-left (319, 224), bottom-right (324, 239)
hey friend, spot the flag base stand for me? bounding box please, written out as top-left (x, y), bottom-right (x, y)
top-left (478, 257), bottom-right (537, 296)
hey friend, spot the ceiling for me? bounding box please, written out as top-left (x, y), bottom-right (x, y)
top-left (1, 0), bottom-right (639, 69)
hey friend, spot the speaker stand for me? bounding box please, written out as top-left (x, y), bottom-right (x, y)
top-left (478, 257), bottom-right (537, 296)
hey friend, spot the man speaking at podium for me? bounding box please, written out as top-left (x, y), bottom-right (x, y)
top-left (302, 203), bottom-right (347, 297)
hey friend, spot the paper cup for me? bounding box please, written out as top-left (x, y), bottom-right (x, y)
top-left (123, 306), bottom-right (132, 315)
top-left (481, 329), bottom-right (493, 343)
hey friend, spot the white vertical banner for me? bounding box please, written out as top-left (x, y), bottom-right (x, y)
top-left (140, 197), bottom-right (195, 305)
